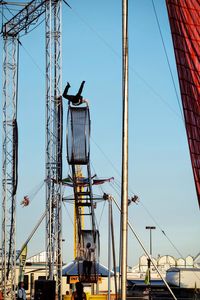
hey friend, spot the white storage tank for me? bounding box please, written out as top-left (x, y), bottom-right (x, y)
top-left (166, 267), bottom-right (200, 289)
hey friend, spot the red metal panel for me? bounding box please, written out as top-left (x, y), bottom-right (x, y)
top-left (166, 0), bottom-right (200, 207)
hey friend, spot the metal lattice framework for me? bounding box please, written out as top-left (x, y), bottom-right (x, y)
top-left (2, 36), bottom-right (18, 300)
top-left (1, 1), bottom-right (62, 299)
top-left (45, 1), bottom-right (62, 297)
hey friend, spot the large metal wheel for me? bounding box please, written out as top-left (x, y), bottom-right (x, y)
top-left (67, 106), bottom-right (90, 165)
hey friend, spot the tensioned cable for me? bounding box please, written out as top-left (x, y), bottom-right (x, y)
top-left (109, 179), bottom-right (185, 259)
top-left (2, 1), bottom-right (184, 124)
top-left (111, 195), bottom-right (177, 300)
top-left (18, 39), bottom-right (45, 76)
top-left (63, 201), bottom-right (74, 226)
top-left (1, 4), bottom-right (45, 76)
top-left (91, 134), bottom-right (191, 259)
top-left (89, 161), bottom-right (105, 230)
top-left (97, 200), bottom-right (106, 229)
top-left (22, 180), bottom-right (45, 204)
top-left (110, 179), bottom-right (185, 259)
top-left (0, 3), bottom-right (8, 29)
top-left (1, 0), bottom-right (190, 264)
top-left (91, 136), bottom-right (121, 177)
top-left (128, 182), bottom-right (186, 258)
top-left (151, 0), bottom-right (184, 122)
top-left (63, 1), bottom-right (183, 121)
top-left (112, 176), bottom-right (195, 260)
top-left (134, 194), bottom-right (183, 258)
top-left (4, 3), bottom-right (18, 17)
top-left (1, 1), bottom-right (183, 124)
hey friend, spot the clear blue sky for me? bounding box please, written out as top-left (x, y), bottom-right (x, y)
top-left (0, 0), bottom-right (199, 267)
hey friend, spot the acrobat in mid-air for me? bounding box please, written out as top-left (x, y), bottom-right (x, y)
top-left (63, 81), bottom-right (89, 106)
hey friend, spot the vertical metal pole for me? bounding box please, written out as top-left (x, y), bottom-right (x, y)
top-left (108, 198), bottom-right (111, 300)
top-left (145, 226), bottom-right (156, 299)
top-left (1, 36), bottom-right (18, 300)
top-left (121, 0), bottom-right (129, 299)
top-left (145, 226), bottom-right (156, 256)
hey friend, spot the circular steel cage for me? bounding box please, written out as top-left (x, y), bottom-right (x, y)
top-left (67, 106), bottom-right (90, 165)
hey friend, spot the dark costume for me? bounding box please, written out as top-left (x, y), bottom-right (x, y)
top-left (63, 81), bottom-right (85, 105)
top-left (82, 242), bottom-right (94, 277)
top-left (72, 282), bottom-right (86, 300)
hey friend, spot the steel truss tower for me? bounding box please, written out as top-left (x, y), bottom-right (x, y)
top-left (2, 35), bottom-right (18, 300)
top-left (45, 2), bottom-right (62, 298)
top-left (1, 1), bottom-right (62, 299)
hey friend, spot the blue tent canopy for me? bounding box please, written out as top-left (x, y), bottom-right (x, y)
top-left (62, 260), bottom-right (114, 277)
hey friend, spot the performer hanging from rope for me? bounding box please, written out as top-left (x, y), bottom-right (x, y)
top-left (62, 81), bottom-right (89, 106)
top-left (20, 195), bottom-right (30, 207)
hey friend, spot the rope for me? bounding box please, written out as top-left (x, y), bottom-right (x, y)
top-left (91, 137), bottom-right (121, 177)
top-left (112, 195), bottom-right (177, 300)
top-left (109, 181), bottom-right (185, 260)
top-left (97, 200), bottom-right (106, 228)
top-left (63, 201), bottom-right (74, 226)
top-left (151, 0), bottom-right (184, 122)
top-left (139, 200), bottom-right (183, 258)
top-left (19, 40), bottom-right (45, 76)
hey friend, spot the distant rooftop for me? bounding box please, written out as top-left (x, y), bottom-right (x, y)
top-left (27, 251), bottom-right (47, 263)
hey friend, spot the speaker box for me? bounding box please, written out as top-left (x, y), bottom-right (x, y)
top-left (34, 280), bottom-right (56, 300)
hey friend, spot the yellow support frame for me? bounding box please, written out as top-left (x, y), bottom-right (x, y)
top-left (74, 166), bottom-right (84, 259)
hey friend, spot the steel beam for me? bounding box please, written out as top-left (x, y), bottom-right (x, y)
top-left (121, 0), bottom-right (129, 299)
top-left (2, 0), bottom-right (47, 37)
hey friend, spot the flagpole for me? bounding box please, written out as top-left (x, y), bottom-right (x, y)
top-left (121, 0), bottom-right (129, 299)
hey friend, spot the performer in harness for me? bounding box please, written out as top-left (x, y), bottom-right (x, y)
top-left (63, 81), bottom-right (88, 106)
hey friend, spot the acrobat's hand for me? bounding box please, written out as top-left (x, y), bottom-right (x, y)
top-left (82, 98), bottom-right (89, 106)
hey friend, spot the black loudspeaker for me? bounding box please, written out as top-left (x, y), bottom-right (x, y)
top-left (34, 280), bottom-right (56, 300)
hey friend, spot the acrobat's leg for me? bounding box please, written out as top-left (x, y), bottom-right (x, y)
top-left (63, 82), bottom-right (71, 99)
top-left (76, 81), bottom-right (85, 96)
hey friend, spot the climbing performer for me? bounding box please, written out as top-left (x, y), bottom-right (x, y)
top-left (82, 242), bottom-right (95, 277)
